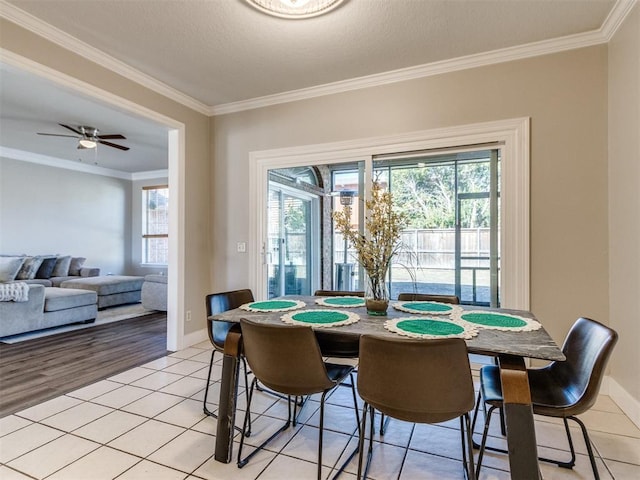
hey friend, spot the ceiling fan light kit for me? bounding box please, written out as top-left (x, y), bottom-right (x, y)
top-left (245, 0), bottom-right (345, 19)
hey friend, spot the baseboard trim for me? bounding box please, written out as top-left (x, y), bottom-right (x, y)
top-left (606, 376), bottom-right (640, 429)
top-left (183, 327), bottom-right (209, 349)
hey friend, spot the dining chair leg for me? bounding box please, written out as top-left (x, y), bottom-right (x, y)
top-left (349, 372), bottom-right (361, 436)
top-left (203, 349), bottom-right (252, 436)
top-left (317, 391), bottom-right (330, 480)
top-left (470, 390), bottom-right (482, 448)
top-left (572, 415), bottom-right (601, 480)
top-left (475, 404), bottom-right (497, 477)
top-left (238, 379), bottom-right (292, 469)
top-left (357, 402), bottom-right (375, 480)
top-left (463, 413), bottom-right (477, 480)
top-left (203, 349), bottom-right (217, 416)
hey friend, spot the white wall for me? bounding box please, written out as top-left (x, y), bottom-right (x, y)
top-left (608, 3), bottom-right (640, 423)
top-left (0, 157), bottom-right (131, 275)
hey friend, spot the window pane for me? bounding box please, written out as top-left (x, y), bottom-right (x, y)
top-left (144, 187), bottom-right (169, 235)
top-left (143, 186), bottom-right (168, 264)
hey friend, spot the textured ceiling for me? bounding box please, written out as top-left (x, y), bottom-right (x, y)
top-left (0, 0), bottom-right (622, 173)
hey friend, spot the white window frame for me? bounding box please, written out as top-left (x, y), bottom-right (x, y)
top-left (249, 118), bottom-right (530, 310)
top-left (142, 184), bottom-right (169, 266)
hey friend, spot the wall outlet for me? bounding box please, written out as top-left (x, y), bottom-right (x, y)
top-left (186, 310), bottom-right (192, 322)
top-left (237, 242), bottom-right (247, 253)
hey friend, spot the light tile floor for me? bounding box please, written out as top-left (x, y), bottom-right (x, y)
top-left (1, 342), bottom-right (639, 479)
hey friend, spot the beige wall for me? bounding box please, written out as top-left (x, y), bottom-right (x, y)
top-left (609, 4), bottom-right (640, 406)
top-left (0, 19), bottom-right (211, 336)
top-left (213, 46), bottom-right (609, 348)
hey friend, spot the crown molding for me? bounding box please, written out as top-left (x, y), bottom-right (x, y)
top-left (1, 0), bottom-right (636, 117)
top-left (601, 0), bottom-right (638, 41)
top-left (0, 0), bottom-right (210, 116)
top-left (212, 0), bottom-right (637, 115)
top-left (0, 146), bottom-right (166, 180)
top-left (212, 29), bottom-right (607, 115)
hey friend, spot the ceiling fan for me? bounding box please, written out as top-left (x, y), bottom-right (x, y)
top-left (37, 124), bottom-right (130, 151)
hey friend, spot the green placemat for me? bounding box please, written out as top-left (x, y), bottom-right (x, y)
top-left (240, 299), bottom-right (305, 312)
top-left (453, 310), bottom-right (542, 331)
top-left (315, 296), bottom-right (365, 308)
top-left (385, 317), bottom-right (477, 339)
top-left (281, 309), bottom-right (360, 328)
top-left (393, 301), bottom-right (460, 316)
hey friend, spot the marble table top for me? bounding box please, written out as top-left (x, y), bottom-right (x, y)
top-left (211, 295), bottom-right (565, 362)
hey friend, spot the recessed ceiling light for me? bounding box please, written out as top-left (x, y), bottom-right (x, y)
top-left (245, 0), bottom-right (345, 19)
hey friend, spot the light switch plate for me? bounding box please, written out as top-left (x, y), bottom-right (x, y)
top-left (237, 242), bottom-right (247, 253)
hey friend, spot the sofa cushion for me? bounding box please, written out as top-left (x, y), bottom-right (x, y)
top-left (36, 256), bottom-right (57, 279)
top-left (69, 257), bottom-right (86, 276)
top-left (0, 257), bottom-right (25, 282)
top-left (144, 274), bottom-right (168, 284)
top-left (51, 256), bottom-right (72, 277)
top-left (16, 256), bottom-right (44, 280)
top-left (61, 276), bottom-right (144, 296)
top-left (44, 287), bottom-right (97, 312)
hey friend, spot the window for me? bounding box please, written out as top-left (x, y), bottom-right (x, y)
top-left (142, 185), bottom-right (169, 265)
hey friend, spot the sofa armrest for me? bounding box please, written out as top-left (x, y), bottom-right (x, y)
top-left (80, 267), bottom-right (100, 277)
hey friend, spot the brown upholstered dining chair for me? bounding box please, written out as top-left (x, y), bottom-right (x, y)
top-left (356, 335), bottom-right (476, 480)
top-left (203, 289), bottom-right (254, 432)
top-left (237, 318), bottom-right (360, 480)
top-left (473, 317), bottom-right (618, 479)
top-left (397, 292), bottom-right (460, 304)
top-left (313, 289), bottom-right (364, 359)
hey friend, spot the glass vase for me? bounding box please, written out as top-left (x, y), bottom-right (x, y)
top-left (365, 274), bottom-right (389, 316)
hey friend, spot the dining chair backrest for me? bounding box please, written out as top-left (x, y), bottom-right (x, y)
top-left (533, 317), bottom-right (618, 416)
top-left (358, 335), bottom-right (475, 424)
top-left (205, 289), bottom-right (254, 349)
top-left (240, 318), bottom-right (335, 396)
top-left (314, 290), bottom-right (365, 297)
top-left (397, 293), bottom-right (460, 304)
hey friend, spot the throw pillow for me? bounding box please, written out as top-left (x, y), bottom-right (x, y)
top-left (68, 257), bottom-right (86, 276)
top-left (36, 256), bottom-right (57, 279)
top-left (16, 256), bottom-right (44, 280)
top-left (51, 256), bottom-right (72, 277)
top-left (0, 257), bottom-right (25, 282)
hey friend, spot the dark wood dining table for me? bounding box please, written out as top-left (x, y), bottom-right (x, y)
top-left (209, 295), bottom-right (565, 480)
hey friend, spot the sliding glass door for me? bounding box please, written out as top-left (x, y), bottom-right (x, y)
top-left (267, 183), bottom-right (319, 298)
top-left (375, 149), bottom-right (501, 306)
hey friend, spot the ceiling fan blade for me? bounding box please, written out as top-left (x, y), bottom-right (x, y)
top-left (59, 124), bottom-right (83, 135)
top-left (97, 134), bottom-right (126, 140)
top-left (37, 133), bottom-right (78, 138)
top-left (99, 139), bottom-right (129, 151)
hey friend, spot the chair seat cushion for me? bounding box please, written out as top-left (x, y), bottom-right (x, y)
top-left (324, 363), bottom-right (355, 385)
top-left (480, 365), bottom-right (582, 417)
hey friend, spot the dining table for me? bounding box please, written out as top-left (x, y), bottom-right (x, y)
top-left (209, 295), bottom-right (565, 480)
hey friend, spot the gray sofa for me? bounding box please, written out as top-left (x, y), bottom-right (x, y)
top-left (0, 284), bottom-right (98, 337)
top-left (141, 274), bottom-right (167, 311)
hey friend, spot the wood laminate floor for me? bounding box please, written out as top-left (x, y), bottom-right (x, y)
top-left (0, 312), bottom-right (168, 417)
